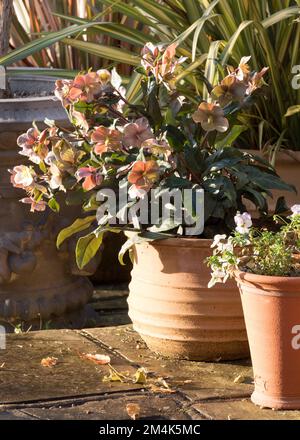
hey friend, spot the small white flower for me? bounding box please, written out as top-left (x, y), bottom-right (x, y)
top-left (211, 234), bottom-right (227, 249)
top-left (291, 204), bottom-right (300, 217)
top-left (208, 269), bottom-right (226, 288)
top-left (234, 211), bottom-right (252, 234)
top-left (222, 242), bottom-right (234, 253)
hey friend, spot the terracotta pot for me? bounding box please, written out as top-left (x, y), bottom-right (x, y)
top-left (235, 271), bottom-right (300, 409)
top-left (244, 149), bottom-right (300, 212)
top-left (128, 238), bottom-right (249, 361)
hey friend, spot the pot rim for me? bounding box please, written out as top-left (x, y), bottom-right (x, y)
top-left (0, 75), bottom-right (59, 104)
top-left (136, 236), bottom-right (213, 248)
top-left (244, 148), bottom-right (300, 164)
top-left (234, 270), bottom-right (300, 293)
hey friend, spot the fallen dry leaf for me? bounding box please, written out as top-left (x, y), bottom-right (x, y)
top-left (134, 367), bottom-right (147, 384)
top-left (103, 367), bottom-right (125, 383)
top-left (41, 357), bottom-right (58, 367)
top-left (156, 377), bottom-right (171, 389)
top-left (0, 363), bottom-right (5, 368)
top-left (233, 374), bottom-right (252, 384)
top-left (126, 403), bottom-right (141, 420)
top-left (80, 353), bottom-right (111, 365)
top-left (150, 385), bottom-right (176, 394)
top-left (149, 384), bottom-right (176, 394)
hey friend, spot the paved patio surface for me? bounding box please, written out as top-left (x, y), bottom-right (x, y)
top-left (0, 287), bottom-right (300, 420)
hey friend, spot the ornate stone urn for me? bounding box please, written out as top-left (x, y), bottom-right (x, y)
top-left (0, 71), bottom-right (94, 325)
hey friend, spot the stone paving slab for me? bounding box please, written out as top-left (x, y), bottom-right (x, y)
top-left (193, 399), bottom-right (300, 420)
top-left (0, 329), bottom-right (141, 404)
top-left (1, 325), bottom-right (300, 420)
top-left (1, 392), bottom-right (192, 420)
top-left (83, 326), bottom-right (254, 401)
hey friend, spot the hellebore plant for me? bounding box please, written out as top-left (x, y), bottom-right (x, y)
top-left (10, 42), bottom-right (294, 269)
top-left (208, 205), bottom-right (300, 288)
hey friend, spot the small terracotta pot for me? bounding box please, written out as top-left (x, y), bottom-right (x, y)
top-left (128, 238), bottom-right (249, 361)
top-left (235, 271), bottom-right (300, 409)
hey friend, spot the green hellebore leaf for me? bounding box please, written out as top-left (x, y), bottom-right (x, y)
top-left (56, 215), bottom-right (96, 248)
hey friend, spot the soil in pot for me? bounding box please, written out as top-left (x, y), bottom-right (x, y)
top-left (236, 271), bottom-right (300, 410)
top-left (128, 238), bottom-right (249, 361)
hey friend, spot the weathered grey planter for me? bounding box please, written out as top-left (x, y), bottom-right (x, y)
top-left (0, 71), bottom-right (94, 324)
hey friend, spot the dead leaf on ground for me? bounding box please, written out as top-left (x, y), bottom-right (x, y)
top-left (134, 367), bottom-right (147, 384)
top-left (103, 367), bottom-right (125, 383)
top-left (149, 384), bottom-right (176, 394)
top-left (80, 353), bottom-right (111, 365)
top-left (156, 377), bottom-right (171, 389)
top-left (233, 374), bottom-right (252, 384)
top-left (41, 357), bottom-right (58, 367)
top-left (0, 363), bottom-right (5, 368)
top-left (126, 403), bottom-right (141, 420)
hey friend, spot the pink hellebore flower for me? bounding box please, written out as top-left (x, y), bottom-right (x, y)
top-left (69, 72), bottom-right (102, 103)
top-left (17, 127), bottom-right (49, 164)
top-left (76, 167), bottom-right (103, 191)
top-left (56, 72), bottom-right (103, 105)
top-left (20, 197), bottom-right (47, 213)
top-left (128, 160), bottom-right (160, 191)
top-left (91, 126), bottom-right (122, 155)
top-left (71, 109), bottom-right (89, 133)
top-left (123, 117), bottom-right (154, 148)
top-left (246, 67), bottom-right (269, 95)
top-left (141, 42), bottom-right (160, 76)
top-left (192, 102), bottom-right (229, 133)
top-left (160, 42), bottom-right (177, 77)
top-left (141, 42), bottom-right (186, 84)
top-left (54, 79), bottom-right (73, 106)
top-left (234, 212), bottom-right (252, 234)
top-left (211, 75), bottom-right (247, 107)
top-left (234, 56), bottom-right (252, 82)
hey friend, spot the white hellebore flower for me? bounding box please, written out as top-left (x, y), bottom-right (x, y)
top-left (13, 165), bottom-right (35, 187)
top-left (49, 163), bottom-right (66, 192)
top-left (291, 204), bottom-right (300, 217)
top-left (234, 211), bottom-right (252, 234)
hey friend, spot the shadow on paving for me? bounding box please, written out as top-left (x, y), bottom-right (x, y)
top-left (1, 324), bottom-right (300, 420)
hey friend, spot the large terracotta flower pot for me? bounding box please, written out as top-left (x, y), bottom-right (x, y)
top-left (0, 71), bottom-right (94, 325)
top-left (128, 238), bottom-right (249, 361)
top-left (235, 271), bottom-right (300, 409)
